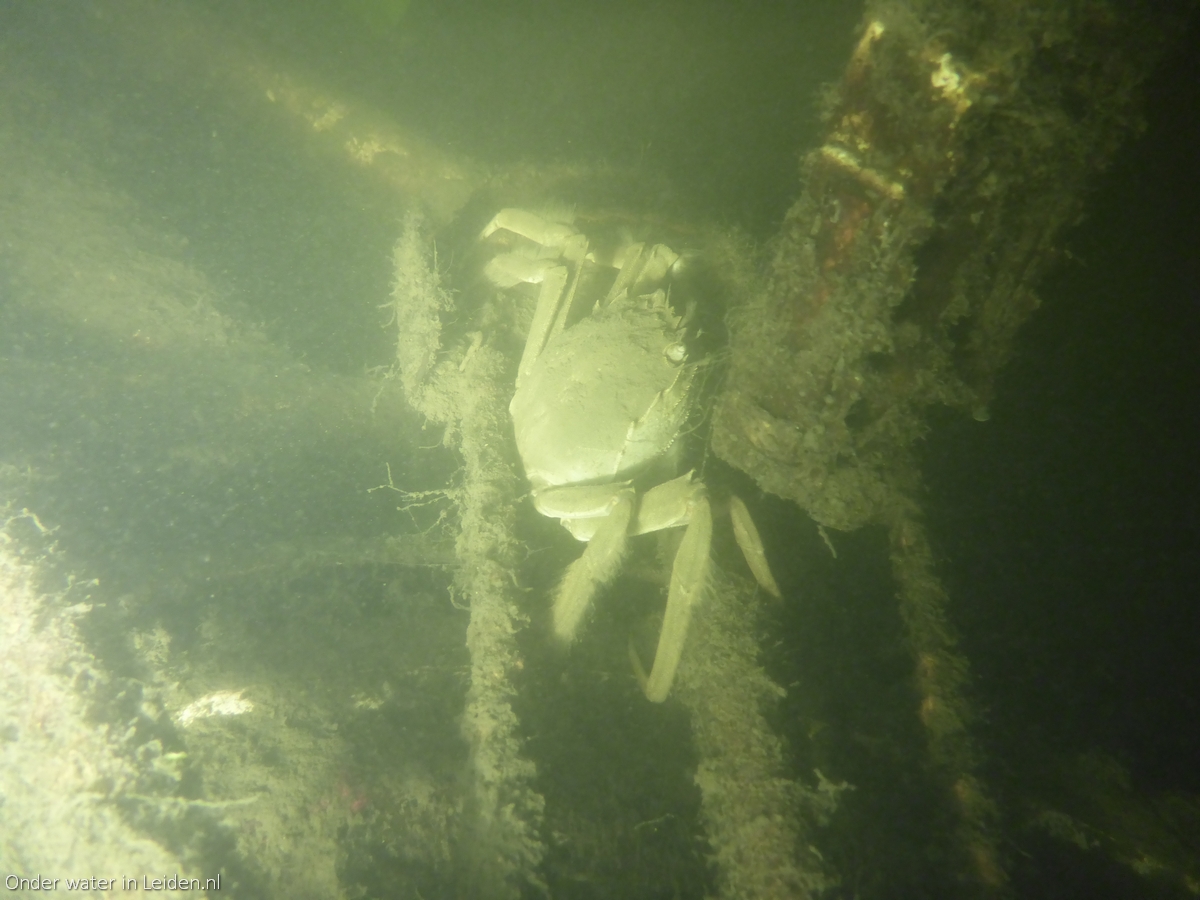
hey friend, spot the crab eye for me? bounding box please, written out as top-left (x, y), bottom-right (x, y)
top-left (664, 342), bottom-right (687, 364)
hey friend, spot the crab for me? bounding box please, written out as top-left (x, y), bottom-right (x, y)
top-left (481, 208), bottom-right (780, 702)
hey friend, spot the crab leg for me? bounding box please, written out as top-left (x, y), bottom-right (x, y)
top-left (547, 242), bottom-right (587, 342)
top-left (638, 490), bottom-right (712, 702)
top-left (516, 264), bottom-right (570, 387)
top-left (508, 248), bottom-right (589, 388)
top-left (603, 241), bottom-right (646, 306)
top-left (729, 495), bottom-right (782, 598)
top-left (601, 242), bottom-right (680, 307)
top-left (552, 491), bottom-right (635, 642)
top-left (480, 207), bottom-right (577, 248)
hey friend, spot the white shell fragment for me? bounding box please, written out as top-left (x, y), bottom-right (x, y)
top-left (176, 689), bottom-right (254, 727)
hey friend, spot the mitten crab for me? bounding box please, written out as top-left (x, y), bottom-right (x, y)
top-left (481, 208), bottom-right (780, 701)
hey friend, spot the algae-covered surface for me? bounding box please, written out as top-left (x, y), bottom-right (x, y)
top-left (1, 2), bottom-right (1198, 898)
